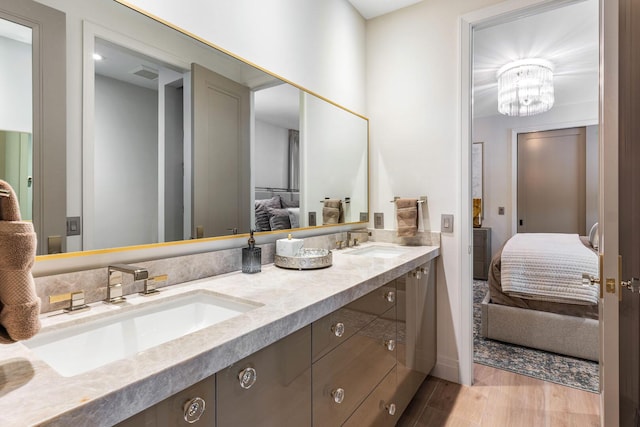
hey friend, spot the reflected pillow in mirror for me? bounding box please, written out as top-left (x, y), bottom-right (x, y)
top-left (255, 196), bottom-right (282, 231)
top-left (280, 195), bottom-right (299, 208)
top-left (287, 208), bottom-right (300, 228)
top-left (268, 208), bottom-right (292, 230)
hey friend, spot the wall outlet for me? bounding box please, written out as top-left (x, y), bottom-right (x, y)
top-left (498, 206), bottom-right (505, 215)
top-left (441, 214), bottom-right (454, 233)
top-left (308, 211), bottom-right (317, 226)
top-left (374, 212), bottom-right (384, 229)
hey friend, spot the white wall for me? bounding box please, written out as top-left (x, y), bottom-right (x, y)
top-left (94, 75), bottom-right (158, 249)
top-left (254, 120), bottom-right (289, 189)
top-left (473, 102), bottom-right (598, 254)
top-left (366, 0), bottom-right (506, 382)
top-left (0, 36), bottom-right (31, 133)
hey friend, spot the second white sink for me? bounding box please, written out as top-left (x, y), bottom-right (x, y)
top-left (346, 245), bottom-right (410, 258)
top-left (23, 291), bottom-right (260, 377)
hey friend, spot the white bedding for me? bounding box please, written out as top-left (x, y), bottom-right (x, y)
top-left (501, 233), bottom-right (599, 305)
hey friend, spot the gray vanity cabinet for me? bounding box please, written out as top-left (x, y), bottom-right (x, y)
top-left (395, 262), bottom-right (437, 416)
top-left (116, 375), bottom-right (215, 426)
top-left (312, 285), bottom-right (398, 426)
top-left (216, 325), bottom-right (312, 427)
top-left (115, 262), bottom-right (437, 427)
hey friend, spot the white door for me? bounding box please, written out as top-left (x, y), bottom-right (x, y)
top-left (191, 63), bottom-right (250, 238)
top-left (600, 0), bottom-right (619, 424)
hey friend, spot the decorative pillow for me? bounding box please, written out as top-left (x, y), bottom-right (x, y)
top-left (588, 222), bottom-right (599, 250)
top-left (255, 196), bottom-right (282, 231)
top-left (287, 207), bottom-right (300, 229)
top-left (268, 208), bottom-right (292, 230)
top-left (280, 197), bottom-right (299, 208)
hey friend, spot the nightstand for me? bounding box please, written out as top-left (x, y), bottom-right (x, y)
top-left (473, 227), bottom-right (491, 280)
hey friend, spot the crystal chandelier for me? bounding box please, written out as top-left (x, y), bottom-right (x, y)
top-left (497, 59), bottom-right (554, 117)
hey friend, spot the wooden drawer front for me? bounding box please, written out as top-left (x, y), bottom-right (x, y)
top-left (312, 307), bottom-right (377, 362)
top-left (312, 314), bottom-right (396, 427)
top-left (473, 228), bottom-right (487, 246)
top-left (117, 375), bottom-right (215, 427)
top-left (217, 326), bottom-right (312, 427)
top-left (343, 366), bottom-right (398, 427)
top-left (347, 284), bottom-right (397, 317)
top-left (312, 284), bottom-right (396, 362)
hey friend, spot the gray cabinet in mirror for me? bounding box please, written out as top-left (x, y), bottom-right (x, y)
top-left (16, 0), bottom-right (368, 257)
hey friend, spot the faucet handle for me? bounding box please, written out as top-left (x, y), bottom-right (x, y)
top-left (50, 290), bottom-right (90, 314)
top-left (139, 274), bottom-right (167, 296)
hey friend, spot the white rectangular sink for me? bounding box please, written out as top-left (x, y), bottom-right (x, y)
top-left (346, 245), bottom-right (410, 258)
top-left (23, 292), bottom-right (260, 377)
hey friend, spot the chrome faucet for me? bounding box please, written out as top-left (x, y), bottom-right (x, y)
top-left (106, 264), bottom-right (149, 304)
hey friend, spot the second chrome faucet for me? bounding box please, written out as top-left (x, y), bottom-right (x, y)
top-left (106, 264), bottom-right (150, 304)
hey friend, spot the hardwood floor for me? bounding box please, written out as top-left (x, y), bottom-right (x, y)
top-left (397, 364), bottom-right (600, 427)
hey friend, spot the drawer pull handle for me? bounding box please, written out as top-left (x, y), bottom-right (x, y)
top-left (384, 291), bottom-right (395, 303)
top-left (183, 397), bottom-right (206, 423)
top-left (238, 367), bottom-right (257, 389)
top-left (412, 269), bottom-right (422, 279)
top-left (386, 403), bottom-right (397, 416)
top-left (331, 322), bottom-right (345, 338)
top-left (384, 339), bottom-right (396, 351)
top-left (332, 387), bottom-right (345, 404)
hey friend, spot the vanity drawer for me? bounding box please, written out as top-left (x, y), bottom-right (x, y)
top-left (312, 284), bottom-right (397, 362)
top-left (347, 284), bottom-right (397, 317)
top-left (343, 366), bottom-right (398, 427)
top-left (117, 374), bottom-right (215, 426)
top-left (217, 325), bottom-right (311, 427)
top-left (312, 308), bottom-right (396, 427)
top-left (312, 306), bottom-right (377, 362)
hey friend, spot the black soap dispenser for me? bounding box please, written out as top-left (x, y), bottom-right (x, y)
top-left (242, 229), bottom-right (261, 274)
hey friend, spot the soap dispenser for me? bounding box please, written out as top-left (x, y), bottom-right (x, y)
top-left (242, 229), bottom-right (261, 274)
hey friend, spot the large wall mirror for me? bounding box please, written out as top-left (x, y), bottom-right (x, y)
top-left (4, 0), bottom-right (368, 257)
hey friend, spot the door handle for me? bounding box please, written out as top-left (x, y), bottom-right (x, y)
top-left (621, 278), bottom-right (640, 293)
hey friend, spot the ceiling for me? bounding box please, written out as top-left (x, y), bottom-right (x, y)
top-left (346, 0), bottom-right (424, 20)
top-left (473, 0), bottom-right (599, 118)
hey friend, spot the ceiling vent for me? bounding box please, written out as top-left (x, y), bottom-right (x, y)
top-left (130, 65), bottom-right (158, 80)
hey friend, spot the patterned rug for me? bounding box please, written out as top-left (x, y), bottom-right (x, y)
top-left (474, 280), bottom-right (599, 393)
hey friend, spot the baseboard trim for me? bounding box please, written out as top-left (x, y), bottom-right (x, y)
top-left (431, 356), bottom-right (459, 383)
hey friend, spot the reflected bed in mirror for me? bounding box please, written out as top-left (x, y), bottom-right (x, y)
top-left (12, 0), bottom-right (368, 258)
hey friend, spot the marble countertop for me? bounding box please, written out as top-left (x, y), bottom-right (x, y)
top-left (0, 242), bottom-right (439, 426)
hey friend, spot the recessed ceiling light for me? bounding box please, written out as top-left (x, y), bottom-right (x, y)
top-left (93, 53), bottom-right (104, 61)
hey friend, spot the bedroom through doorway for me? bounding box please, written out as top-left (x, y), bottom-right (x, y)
top-left (470, 0), bottom-right (600, 393)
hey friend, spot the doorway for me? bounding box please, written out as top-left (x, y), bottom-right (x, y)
top-left (468, 0), bottom-right (600, 392)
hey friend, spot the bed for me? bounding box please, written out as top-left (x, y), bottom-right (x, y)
top-left (480, 231), bottom-right (600, 361)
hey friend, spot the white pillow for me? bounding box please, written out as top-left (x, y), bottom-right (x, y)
top-left (588, 222), bottom-right (599, 250)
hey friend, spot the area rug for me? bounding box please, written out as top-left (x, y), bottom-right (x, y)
top-left (474, 280), bottom-right (599, 393)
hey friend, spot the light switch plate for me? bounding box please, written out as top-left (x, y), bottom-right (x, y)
top-left (498, 207), bottom-right (505, 215)
top-left (374, 212), bottom-right (384, 229)
top-left (309, 212), bottom-right (317, 227)
top-left (359, 212), bottom-right (369, 222)
top-left (441, 214), bottom-right (454, 233)
top-left (66, 216), bottom-right (81, 236)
